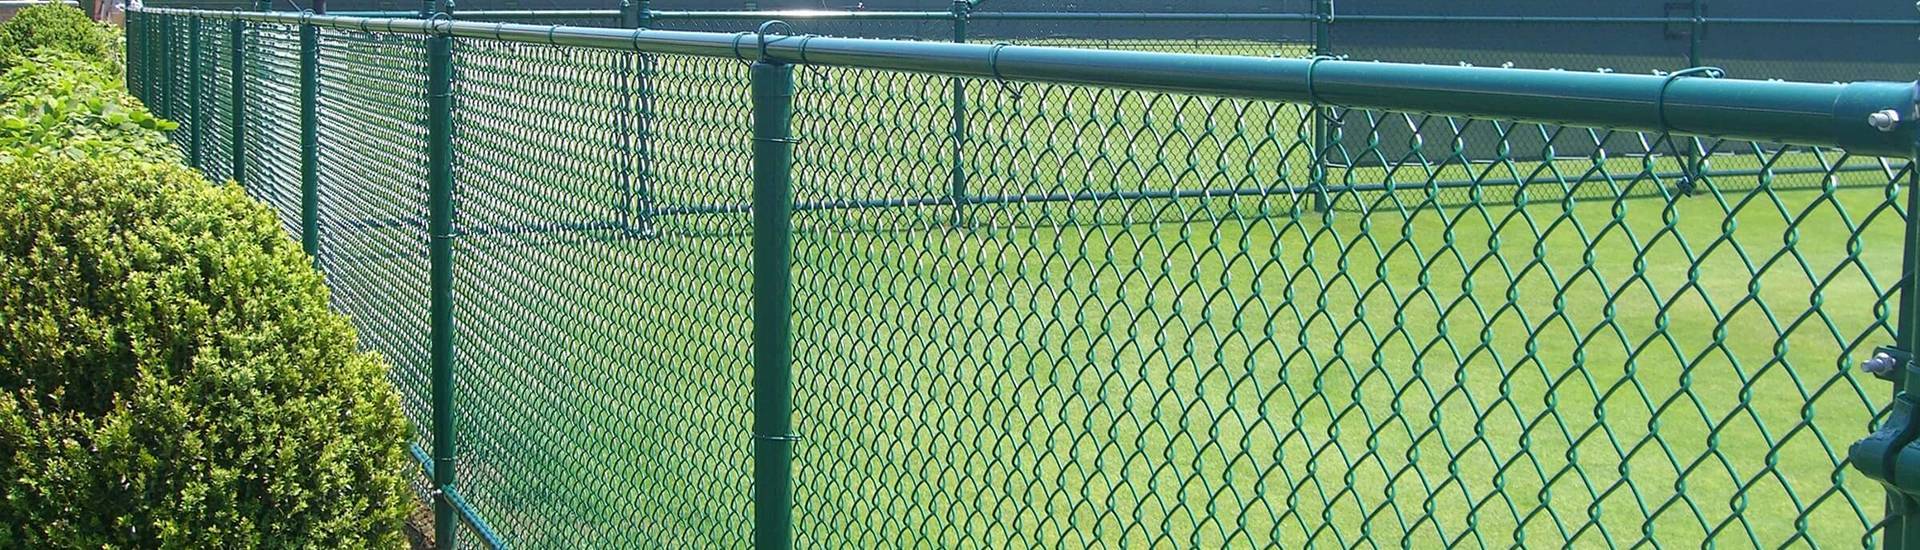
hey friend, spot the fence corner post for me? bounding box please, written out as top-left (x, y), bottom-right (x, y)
top-left (424, 20), bottom-right (460, 550)
top-left (749, 58), bottom-right (797, 550)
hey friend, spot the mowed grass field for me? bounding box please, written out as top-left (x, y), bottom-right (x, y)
top-left (201, 33), bottom-right (1913, 549)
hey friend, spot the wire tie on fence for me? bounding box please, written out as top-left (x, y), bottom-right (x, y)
top-left (756, 20), bottom-right (793, 62)
top-left (753, 432), bottom-right (803, 443)
top-left (729, 31), bottom-right (753, 66)
top-left (1656, 66), bottom-right (1724, 136)
top-left (987, 42), bottom-right (1024, 100)
top-left (795, 33), bottom-right (816, 65)
top-left (1305, 54), bottom-right (1335, 106)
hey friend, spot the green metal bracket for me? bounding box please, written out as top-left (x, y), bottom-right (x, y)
top-left (750, 58), bottom-right (796, 550)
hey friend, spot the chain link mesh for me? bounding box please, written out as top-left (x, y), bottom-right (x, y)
top-left (447, 39), bottom-right (754, 547)
top-left (130, 10), bottom-right (1917, 548)
top-left (781, 67), bottom-right (1905, 548)
top-left (312, 27), bottom-right (436, 457)
top-left (198, 17), bottom-right (236, 183)
top-left (243, 21), bottom-right (307, 237)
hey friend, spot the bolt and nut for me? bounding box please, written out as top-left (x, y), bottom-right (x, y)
top-left (1868, 109), bottom-right (1904, 132)
top-left (1863, 352), bottom-right (1902, 375)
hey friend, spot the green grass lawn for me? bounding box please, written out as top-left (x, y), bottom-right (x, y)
top-left (193, 32), bottom-right (1915, 549)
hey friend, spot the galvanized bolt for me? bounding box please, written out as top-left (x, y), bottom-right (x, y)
top-left (1864, 352), bottom-right (1901, 375)
top-left (1869, 109), bottom-right (1902, 132)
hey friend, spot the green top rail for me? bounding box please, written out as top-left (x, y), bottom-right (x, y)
top-left (641, 9), bottom-right (1915, 26)
top-left (134, 7), bottom-right (1920, 158)
top-left (327, 8), bottom-right (1920, 26)
top-left (331, 9), bottom-right (619, 19)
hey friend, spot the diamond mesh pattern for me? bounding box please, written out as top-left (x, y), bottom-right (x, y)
top-left (448, 39), bottom-right (754, 547)
top-left (137, 10), bottom-right (1915, 549)
top-left (243, 22), bottom-right (306, 237)
top-left (786, 74), bottom-right (1906, 547)
top-left (197, 18), bottom-right (235, 183)
top-left (313, 27), bottom-right (435, 456)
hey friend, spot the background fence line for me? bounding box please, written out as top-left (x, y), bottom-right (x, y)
top-left (128, 6), bottom-right (1920, 549)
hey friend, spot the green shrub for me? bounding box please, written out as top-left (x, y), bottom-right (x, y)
top-left (0, 49), bottom-right (174, 163)
top-left (0, 4), bottom-right (114, 73)
top-left (0, 157), bottom-right (413, 547)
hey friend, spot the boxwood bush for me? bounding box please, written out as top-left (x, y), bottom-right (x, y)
top-left (0, 157), bottom-right (414, 548)
top-left (0, 28), bottom-right (414, 548)
top-left (0, 4), bottom-right (115, 74)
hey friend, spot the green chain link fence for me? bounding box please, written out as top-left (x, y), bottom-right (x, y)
top-left (124, 7), bottom-right (1920, 549)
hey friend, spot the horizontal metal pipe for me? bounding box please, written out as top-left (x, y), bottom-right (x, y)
top-left (1332, 14), bottom-right (1919, 26)
top-left (331, 9), bottom-right (619, 18)
top-left (551, 9), bottom-right (1920, 27)
top-left (647, 9), bottom-right (953, 21)
top-left (971, 12), bottom-right (1316, 22)
top-left (135, 7), bottom-right (1920, 157)
top-left (573, 10), bottom-right (1919, 28)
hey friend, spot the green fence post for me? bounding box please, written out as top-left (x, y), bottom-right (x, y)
top-left (949, 0), bottom-right (968, 228)
top-left (1309, 0), bottom-right (1332, 213)
top-left (187, 15), bottom-right (203, 170)
top-left (635, 0), bottom-right (650, 27)
top-left (124, 11), bottom-right (136, 99)
top-left (153, 15), bottom-right (163, 117)
top-left (159, 13), bottom-right (169, 114)
top-left (1686, 0), bottom-right (1703, 68)
top-left (616, 0), bottom-right (654, 236)
top-left (750, 58), bottom-right (797, 550)
top-left (1886, 155), bottom-right (1920, 550)
top-left (621, 0), bottom-right (643, 28)
top-left (1680, 0), bottom-right (1704, 195)
top-left (161, 15), bottom-right (175, 123)
top-left (230, 17), bottom-right (246, 188)
top-left (298, 20), bottom-right (319, 258)
top-left (425, 24), bottom-right (459, 550)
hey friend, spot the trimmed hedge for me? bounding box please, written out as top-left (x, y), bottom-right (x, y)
top-left (0, 4), bottom-right (116, 74)
top-left (0, 158), bottom-right (414, 548)
top-left (0, 15), bottom-right (414, 549)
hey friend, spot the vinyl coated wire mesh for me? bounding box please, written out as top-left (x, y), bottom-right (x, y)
top-left (243, 21), bottom-right (307, 237)
top-left (126, 10), bottom-right (1915, 549)
top-left (448, 39), bottom-right (753, 547)
top-left (312, 26), bottom-right (436, 459)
